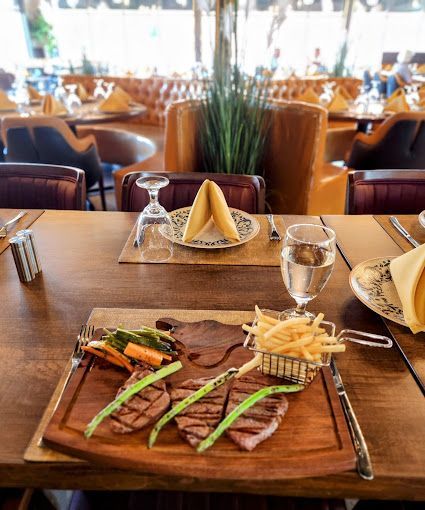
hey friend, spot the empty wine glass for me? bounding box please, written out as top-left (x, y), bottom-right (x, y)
top-left (319, 82), bottom-right (334, 105)
top-left (93, 79), bottom-right (106, 100)
top-left (280, 224), bottom-right (336, 319)
top-left (135, 175), bottom-right (173, 263)
top-left (54, 77), bottom-right (67, 102)
top-left (65, 85), bottom-right (82, 114)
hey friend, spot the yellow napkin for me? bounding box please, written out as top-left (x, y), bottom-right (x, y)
top-left (387, 88), bottom-right (405, 103)
top-left (334, 85), bottom-right (353, 100)
top-left (27, 85), bottom-right (42, 101)
top-left (296, 87), bottom-right (320, 104)
top-left (98, 91), bottom-right (130, 112)
top-left (390, 244), bottom-right (425, 333)
top-left (76, 83), bottom-right (89, 101)
top-left (327, 92), bottom-right (349, 112)
top-left (384, 94), bottom-right (410, 113)
top-left (182, 180), bottom-right (240, 243)
top-left (0, 90), bottom-right (17, 111)
top-left (114, 85), bottom-right (132, 103)
top-left (42, 94), bottom-right (67, 116)
top-left (418, 87), bottom-right (425, 100)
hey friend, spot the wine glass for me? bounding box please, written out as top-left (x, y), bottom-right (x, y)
top-left (93, 79), bottom-right (106, 100)
top-left (65, 85), bottom-right (82, 115)
top-left (319, 82), bottom-right (334, 105)
top-left (280, 224), bottom-right (336, 319)
top-left (54, 77), bottom-right (67, 102)
top-left (135, 175), bottom-right (174, 263)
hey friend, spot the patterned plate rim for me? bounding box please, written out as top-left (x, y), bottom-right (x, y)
top-left (166, 207), bottom-right (260, 249)
top-left (419, 210), bottom-right (425, 229)
top-left (349, 256), bottom-right (407, 327)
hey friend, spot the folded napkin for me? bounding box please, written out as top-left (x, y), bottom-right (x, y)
top-left (182, 180), bottom-right (240, 243)
top-left (390, 243), bottom-right (425, 333)
top-left (0, 90), bottom-right (17, 111)
top-left (42, 94), bottom-right (67, 116)
top-left (98, 90), bottom-right (130, 112)
top-left (296, 87), bottom-right (320, 104)
top-left (419, 87), bottom-right (425, 100)
top-left (334, 85), bottom-right (353, 100)
top-left (327, 92), bottom-right (349, 112)
top-left (384, 94), bottom-right (410, 113)
top-left (27, 85), bottom-right (42, 101)
top-left (76, 83), bottom-right (89, 101)
top-left (114, 85), bottom-right (132, 103)
top-left (387, 88), bottom-right (405, 103)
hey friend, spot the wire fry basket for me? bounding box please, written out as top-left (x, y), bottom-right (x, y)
top-left (243, 309), bottom-right (392, 387)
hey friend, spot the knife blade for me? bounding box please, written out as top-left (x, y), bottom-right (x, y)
top-left (0, 210), bottom-right (27, 238)
top-left (330, 359), bottom-right (374, 480)
top-left (389, 216), bottom-right (420, 248)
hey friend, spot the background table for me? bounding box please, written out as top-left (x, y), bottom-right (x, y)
top-left (0, 211), bottom-right (424, 500)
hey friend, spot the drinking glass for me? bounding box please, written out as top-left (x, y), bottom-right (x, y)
top-left (93, 79), bottom-right (106, 100)
top-left (280, 224), bottom-right (336, 319)
top-left (65, 85), bottom-right (82, 114)
top-left (54, 77), bottom-right (67, 102)
top-left (135, 176), bottom-right (173, 263)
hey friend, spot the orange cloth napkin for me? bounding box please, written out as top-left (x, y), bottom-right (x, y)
top-left (42, 94), bottom-right (67, 115)
top-left (384, 94), bottom-right (410, 113)
top-left (98, 90), bottom-right (130, 112)
top-left (327, 92), bottom-right (349, 112)
top-left (0, 90), bottom-right (17, 111)
top-left (114, 85), bottom-right (132, 103)
top-left (27, 85), bottom-right (42, 101)
top-left (387, 88), bottom-right (405, 103)
top-left (334, 85), bottom-right (353, 100)
top-left (390, 243), bottom-right (425, 333)
top-left (296, 87), bottom-right (320, 104)
top-left (182, 180), bottom-right (240, 243)
top-left (76, 83), bottom-right (89, 101)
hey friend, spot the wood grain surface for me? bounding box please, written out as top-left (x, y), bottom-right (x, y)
top-left (0, 209), bottom-right (44, 254)
top-left (374, 215), bottom-right (425, 252)
top-left (43, 320), bottom-right (355, 479)
top-left (0, 211), bottom-right (424, 499)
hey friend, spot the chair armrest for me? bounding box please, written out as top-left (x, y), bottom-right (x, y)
top-left (325, 128), bottom-right (357, 163)
top-left (71, 133), bottom-right (98, 153)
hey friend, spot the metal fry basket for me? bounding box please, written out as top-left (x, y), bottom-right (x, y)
top-left (243, 309), bottom-right (392, 387)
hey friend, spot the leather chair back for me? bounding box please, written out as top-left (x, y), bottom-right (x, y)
top-left (2, 116), bottom-right (102, 190)
top-left (121, 172), bottom-right (265, 214)
top-left (0, 163), bottom-right (86, 210)
top-left (347, 169), bottom-right (425, 214)
top-left (347, 112), bottom-right (425, 170)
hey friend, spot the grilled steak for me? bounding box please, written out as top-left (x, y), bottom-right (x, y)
top-left (225, 376), bottom-right (288, 451)
top-left (170, 377), bottom-right (229, 447)
top-left (110, 365), bottom-right (170, 434)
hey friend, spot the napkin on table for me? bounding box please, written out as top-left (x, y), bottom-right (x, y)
top-left (182, 180), bottom-right (240, 243)
top-left (98, 90), bottom-right (130, 112)
top-left (390, 243), bottom-right (425, 334)
top-left (0, 90), bottom-right (17, 111)
top-left (334, 85), bottom-right (353, 101)
top-left (296, 87), bottom-right (320, 104)
top-left (387, 88), bottom-right (405, 103)
top-left (384, 94), bottom-right (410, 113)
top-left (27, 85), bottom-right (42, 101)
top-left (76, 83), bottom-right (89, 101)
top-left (42, 94), bottom-right (68, 116)
top-left (114, 85), bottom-right (132, 103)
top-left (327, 92), bottom-right (349, 112)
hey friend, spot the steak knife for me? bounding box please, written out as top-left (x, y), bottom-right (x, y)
top-left (389, 216), bottom-right (420, 248)
top-left (330, 359), bottom-right (374, 480)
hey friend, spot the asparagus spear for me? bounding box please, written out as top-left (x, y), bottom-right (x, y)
top-left (84, 361), bottom-right (182, 439)
top-left (196, 384), bottom-right (304, 453)
top-left (148, 367), bottom-right (239, 448)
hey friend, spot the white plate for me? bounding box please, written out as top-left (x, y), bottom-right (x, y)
top-left (167, 207), bottom-right (260, 249)
top-left (349, 257), bottom-right (407, 327)
top-left (419, 210), bottom-right (425, 229)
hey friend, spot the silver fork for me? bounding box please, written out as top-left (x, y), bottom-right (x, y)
top-left (266, 214), bottom-right (281, 241)
top-left (0, 211), bottom-right (27, 238)
top-left (53, 324), bottom-right (95, 411)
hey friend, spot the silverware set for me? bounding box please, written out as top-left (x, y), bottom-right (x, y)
top-left (0, 210), bottom-right (27, 238)
top-left (389, 216), bottom-right (420, 248)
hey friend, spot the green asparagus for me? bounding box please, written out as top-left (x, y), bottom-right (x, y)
top-left (84, 361), bottom-right (182, 439)
top-left (148, 368), bottom-right (239, 448)
top-left (196, 384), bottom-right (304, 453)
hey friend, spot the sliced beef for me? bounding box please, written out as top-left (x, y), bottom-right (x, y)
top-left (170, 377), bottom-right (229, 447)
top-left (225, 376), bottom-right (288, 451)
top-left (110, 364), bottom-right (170, 434)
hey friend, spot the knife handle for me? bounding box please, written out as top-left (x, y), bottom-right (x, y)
top-left (341, 392), bottom-right (374, 480)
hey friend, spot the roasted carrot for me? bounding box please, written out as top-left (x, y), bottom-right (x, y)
top-left (102, 344), bottom-right (134, 373)
top-left (81, 346), bottom-right (125, 369)
top-left (124, 342), bottom-right (164, 366)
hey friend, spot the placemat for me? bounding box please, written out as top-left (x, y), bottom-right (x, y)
top-left (374, 215), bottom-right (425, 253)
top-left (118, 215), bottom-right (285, 266)
top-left (24, 307), bottom-right (254, 463)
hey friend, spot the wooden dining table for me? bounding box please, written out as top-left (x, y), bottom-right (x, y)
top-left (0, 210), bottom-right (424, 501)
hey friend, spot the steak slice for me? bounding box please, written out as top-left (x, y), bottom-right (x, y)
top-left (225, 376), bottom-right (288, 451)
top-left (110, 364), bottom-right (170, 434)
top-left (170, 377), bottom-right (229, 447)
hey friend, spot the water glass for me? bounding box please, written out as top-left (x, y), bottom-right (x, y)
top-left (135, 175), bottom-right (173, 263)
top-left (65, 85), bottom-right (82, 114)
top-left (280, 224), bottom-right (336, 319)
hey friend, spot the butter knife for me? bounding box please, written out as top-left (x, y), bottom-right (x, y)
top-left (330, 359), bottom-right (374, 480)
top-left (0, 210), bottom-right (27, 238)
top-left (389, 216), bottom-right (420, 248)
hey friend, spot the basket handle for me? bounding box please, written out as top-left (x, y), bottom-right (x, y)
top-left (336, 329), bottom-right (393, 348)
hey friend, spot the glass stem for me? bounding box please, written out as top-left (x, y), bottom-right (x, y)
top-left (148, 189), bottom-right (160, 214)
top-left (295, 301), bottom-right (308, 315)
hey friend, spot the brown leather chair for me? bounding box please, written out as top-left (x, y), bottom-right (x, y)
top-left (121, 171), bottom-right (265, 213)
top-left (159, 99), bottom-right (346, 215)
top-left (346, 112), bottom-right (425, 170)
top-left (347, 169), bottom-right (425, 214)
top-left (0, 163), bottom-right (86, 210)
top-left (1, 116), bottom-right (106, 210)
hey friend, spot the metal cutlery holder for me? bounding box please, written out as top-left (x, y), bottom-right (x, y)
top-left (244, 310), bottom-right (393, 387)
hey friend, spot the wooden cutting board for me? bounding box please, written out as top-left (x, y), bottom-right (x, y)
top-left (43, 318), bottom-right (356, 480)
